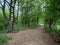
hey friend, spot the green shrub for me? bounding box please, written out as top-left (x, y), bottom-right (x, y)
top-left (52, 21), bottom-right (60, 41)
top-left (44, 20), bottom-right (60, 42)
top-left (0, 34), bottom-right (12, 45)
top-left (0, 12), bottom-right (5, 32)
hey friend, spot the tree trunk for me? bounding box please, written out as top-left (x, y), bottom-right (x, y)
top-left (2, 0), bottom-right (11, 32)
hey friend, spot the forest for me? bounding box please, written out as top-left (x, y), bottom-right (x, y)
top-left (0, 0), bottom-right (60, 45)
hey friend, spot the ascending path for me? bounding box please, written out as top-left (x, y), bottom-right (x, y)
top-left (7, 25), bottom-right (59, 45)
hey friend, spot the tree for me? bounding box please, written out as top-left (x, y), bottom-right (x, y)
top-left (44, 0), bottom-right (60, 42)
top-left (20, 0), bottom-right (42, 27)
top-left (0, 0), bottom-right (18, 32)
top-left (44, 0), bottom-right (60, 30)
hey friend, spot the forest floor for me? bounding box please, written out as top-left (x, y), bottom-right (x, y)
top-left (7, 25), bottom-right (60, 45)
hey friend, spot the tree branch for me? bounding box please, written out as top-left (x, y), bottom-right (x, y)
top-left (5, 0), bottom-right (11, 6)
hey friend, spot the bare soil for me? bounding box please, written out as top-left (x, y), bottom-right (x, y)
top-left (7, 25), bottom-right (60, 45)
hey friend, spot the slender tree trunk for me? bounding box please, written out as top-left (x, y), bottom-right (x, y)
top-left (11, 0), bottom-right (16, 31)
top-left (16, 1), bottom-right (19, 21)
top-left (2, 0), bottom-right (11, 32)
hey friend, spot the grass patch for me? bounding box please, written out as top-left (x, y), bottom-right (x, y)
top-left (0, 33), bottom-right (12, 45)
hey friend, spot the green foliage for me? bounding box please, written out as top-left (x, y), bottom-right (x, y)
top-left (20, 0), bottom-right (42, 27)
top-left (15, 15), bottom-right (40, 30)
top-left (0, 9), bottom-right (5, 32)
top-left (44, 0), bottom-right (60, 42)
top-left (0, 34), bottom-right (12, 45)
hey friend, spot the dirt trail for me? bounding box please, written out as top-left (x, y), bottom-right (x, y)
top-left (7, 25), bottom-right (59, 45)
